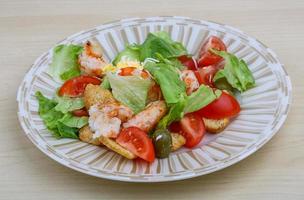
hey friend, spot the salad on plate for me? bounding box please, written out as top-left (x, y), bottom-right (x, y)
top-left (36, 32), bottom-right (255, 163)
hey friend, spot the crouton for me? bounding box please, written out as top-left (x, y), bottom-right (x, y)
top-left (203, 118), bottom-right (230, 133)
top-left (79, 125), bottom-right (101, 145)
top-left (171, 133), bottom-right (186, 151)
top-left (99, 136), bottom-right (136, 160)
top-left (83, 84), bottom-right (116, 110)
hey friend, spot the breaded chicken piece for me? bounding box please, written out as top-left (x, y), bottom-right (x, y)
top-left (203, 118), bottom-right (230, 133)
top-left (79, 39), bottom-right (107, 77)
top-left (171, 133), bottom-right (186, 151)
top-left (181, 70), bottom-right (199, 95)
top-left (123, 100), bottom-right (167, 132)
top-left (89, 103), bottom-right (133, 139)
top-left (99, 136), bottom-right (136, 159)
top-left (79, 125), bottom-right (101, 145)
top-left (97, 102), bottom-right (134, 122)
top-left (84, 84), bottom-right (116, 110)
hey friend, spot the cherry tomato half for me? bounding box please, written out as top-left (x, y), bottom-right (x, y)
top-left (196, 91), bottom-right (241, 119)
top-left (197, 36), bottom-right (227, 67)
top-left (116, 127), bottom-right (155, 162)
top-left (58, 75), bottom-right (101, 97)
top-left (178, 55), bottom-right (198, 70)
top-left (194, 65), bottom-right (218, 87)
top-left (169, 113), bottom-right (205, 148)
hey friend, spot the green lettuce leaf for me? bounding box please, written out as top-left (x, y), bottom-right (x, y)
top-left (157, 86), bottom-right (220, 128)
top-left (60, 68), bottom-right (81, 81)
top-left (107, 72), bottom-right (152, 113)
top-left (154, 53), bottom-right (185, 70)
top-left (212, 49), bottom-right (255, 92)
top-left (59, 113), bottom-right (88, 129)
top-left (153, 31), bottom-right (188, 55)
top-left (35, 91), bottom-right (57, 114)
top-left (144, 62), bottom-right (186, 105)
top-left (35, 91), bottom-right (88, 139)
top-left (36, 91), bottom-right (64, 137)
top-left (100, 76), bottom-right (111, 89)
top-left (54, 96), bottom-right (84, 113)
top-left (112, 45), bottom-right (140, 65)
top-left (48, 44), bottom-right (83, 82)
top-left (157, 95), bottom-right (187, 129)
top-left (213, 76), bottom-right (235, 92)
top-left (57, 122), bottom-right (79, 139)
top-left (184, 85), bottom-right (221, 113)
top-left (139, 32), bottom-right (187, 61)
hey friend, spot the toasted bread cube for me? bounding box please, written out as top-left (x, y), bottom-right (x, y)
top-left (171, 133), bottom-right (186, 151)
top-left (203, 118), bottom-right (229, 133)
top-left (79, 125), bottom-right (101, 145)
top-left (99, 136), bottom-right (136, 160)
top-left (83, 84), bottom-right (116, 110)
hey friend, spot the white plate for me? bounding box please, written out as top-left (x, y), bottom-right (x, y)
top-left (17, 16), bottom-right (292, 182)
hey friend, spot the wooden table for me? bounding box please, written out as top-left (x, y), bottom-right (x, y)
top-left (1, 0), bottom-right (303, 199)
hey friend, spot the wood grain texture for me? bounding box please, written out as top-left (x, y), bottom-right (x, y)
top-left (0, 0), bottom-right (303, 199)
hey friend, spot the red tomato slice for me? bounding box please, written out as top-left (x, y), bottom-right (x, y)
top-left (58, 75), bottom-right (101, 97)
top-left (197, 36), bottom-right (227, 67)
top-left (116, 127), bottom-right (155, 162)
top-left (194, 65), bottom-right (218, 87)
top-left (169, 113), bottom-right (205, 148)
top-left (72, 108), bottom-right (89, 117)
top-left (178, 56), bottom-right (198, 70)
top-left (196, 91), bottom-right (241, 119)
top-left (118, 67), bottom-right (149, 79)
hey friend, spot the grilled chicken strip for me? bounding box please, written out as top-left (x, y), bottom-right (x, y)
top-left (123, 100), bottom-right (167, 132)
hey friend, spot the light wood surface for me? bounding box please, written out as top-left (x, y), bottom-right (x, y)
top-left (1, 0), bottom-right (303, 199)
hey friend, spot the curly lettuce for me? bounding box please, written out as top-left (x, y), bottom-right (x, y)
top-left (35, 91), bottom-right (88, 139)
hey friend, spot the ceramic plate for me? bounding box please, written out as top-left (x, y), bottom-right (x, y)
top-left (17, 16), bottom-right (292, 182)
